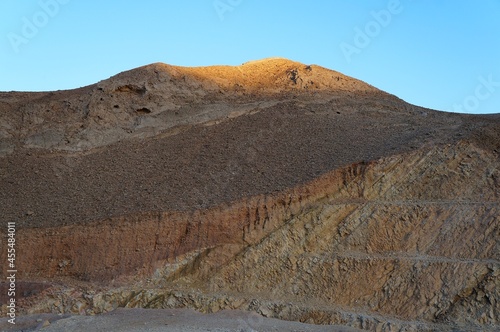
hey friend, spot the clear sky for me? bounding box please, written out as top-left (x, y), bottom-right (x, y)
top-left (1, 0), bottom-right (499, 114)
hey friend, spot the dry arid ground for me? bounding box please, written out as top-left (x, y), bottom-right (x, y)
top-left (0, 58), bottom-right (499, 331)
top-left (0, 308), bottom-right (361, 332)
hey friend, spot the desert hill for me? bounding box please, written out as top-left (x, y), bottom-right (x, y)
top-left (0, 58), bottom-right (384, 155)
top-left (0, 58), bottom-right (499, 331)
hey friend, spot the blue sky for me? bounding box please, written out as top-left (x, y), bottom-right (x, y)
top-left (1, 0), bottom-right (499, 114)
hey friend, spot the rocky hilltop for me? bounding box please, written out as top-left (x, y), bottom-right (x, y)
top-left (0, 58), bottom-right (499, 331)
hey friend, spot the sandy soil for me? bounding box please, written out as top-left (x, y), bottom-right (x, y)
top-left (0, 308), bottom-right (360, 332)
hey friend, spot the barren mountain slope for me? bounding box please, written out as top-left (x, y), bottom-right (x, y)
top-left (0, 58), bottom-right (499, 331)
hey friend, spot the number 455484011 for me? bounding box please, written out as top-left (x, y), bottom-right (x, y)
top-left (7, 222), bottom-right (16, 268)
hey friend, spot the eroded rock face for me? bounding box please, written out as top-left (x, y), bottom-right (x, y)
top-left (204, 144), bottom-right (499, 324)
top-left (1, 141), bottom-right (498, 331)
top-left (0, 59), bottom-right (499, 331)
